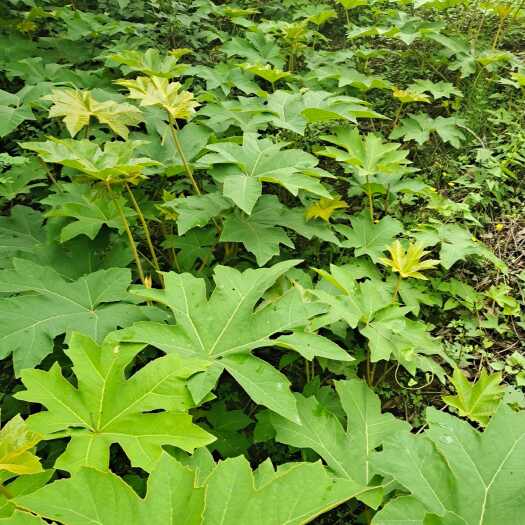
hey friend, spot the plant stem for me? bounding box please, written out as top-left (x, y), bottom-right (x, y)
top-left (392, 274), bottom-right (402, 303)
top-left (125, 183), bottom-right (162, 282)
top-left (0, 483), bottom-right (12, 499)
top-left (391, 102), bottom-right (404, 130)
top-left (492, 12), bottom-right (509, 49)
top-left (106, 182), bottom-right (145, 285)
top-left (167, 114), bottom-right (201, 195)
top-left (365, 174), bottom-right (374, 221)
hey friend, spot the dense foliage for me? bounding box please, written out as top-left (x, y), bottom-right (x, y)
top-left (0, 0), bottom-right (524, 523)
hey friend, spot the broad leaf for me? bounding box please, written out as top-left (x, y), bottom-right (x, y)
top-left (22, 138), bottom-right (159, 186)
top-left (390, 113), bottom-right (466, 148)
top-left (372, 405), bottom-right (525, 524)
top-left (272, 379), bottom-right (408, 484)
top-left (160, 192), bottom-right (232, 235)
top-left (13, 452), bottom-right (372, 525)
top-left (442, 368), bottom-right (506, 426)
top-left (15, 332), bottom-right (213, 472)
top-left (0, 416), bottom-right (42, 476)
top-left (412, 224), bottom-right (505, 270)
top-left (338, 212), bottom-right (403, 262)
top-left (0, 259), bottom-right (158, 373)
top-left (200, 133), bottom-right (331, 214)
top-left (44, 88), bottom-right (142, 138)
top-left (0, 89), bottom-right (35, 138)
top-left (42, 182), bottom-right (133, 241)
top-left (107, 48), bottom-right (190, 78)
top-left (113, 261), bottom-right (342, 421)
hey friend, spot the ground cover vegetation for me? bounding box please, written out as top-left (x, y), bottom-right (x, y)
top-left (0, 0), bottom-right (524, 523)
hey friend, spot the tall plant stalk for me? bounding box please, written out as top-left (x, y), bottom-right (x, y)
top-left (167, 114), bottom-right (201, 195)
top-left (106, 182), bottom-right (145, 285)
top-left (124, 183), bottom-right (162, 280)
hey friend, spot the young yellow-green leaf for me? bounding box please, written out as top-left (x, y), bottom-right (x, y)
top-left (443, 368), bottom-right (506, 426)
top-left (15, 332), bottom-right (214, 473)
top-left (305, 197), bottom-right (348, 222)
top-left (378, 240), bottom-right (439, 280)
top-left (44, 88), bottom-right (142, 138)
top-left (0, 416), bottom-right (43, 476)
top-left (12, 452), bottom-right (374, 525)
top-left (392, 88), bottom-right (430, 104)
top-left (21, 138), bottom-right (159, 186)
top-left (115, 76), bottom-right (198, 120)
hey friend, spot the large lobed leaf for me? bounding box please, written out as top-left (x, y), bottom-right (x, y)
top-left (10, 452), bottom-right (374, 525)
top-left (271, 379), bottom-right (408, 484)
top-left (0, 259), bottom-right (160, 373)
top-left (15, 332), bottom-right (214, 473)
top-left (372, 404), bottom-right (525, 524)
top-left (114, 260), bottom-right (351, 421)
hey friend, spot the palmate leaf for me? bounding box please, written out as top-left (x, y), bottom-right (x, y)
top-left (305, 197), bottom-right (348, 222)
top-left (310, 265), bottom-right (448, 379)
top-left (41, 182), bottom-right (134, 242)
top-left (220, 195), bottom-right (338, 266)
top-left (378, 240), bottom-right (439, 280)
top-left (0, 158), bottom-right (47, 201)
top-left (221, 32), bottom-right (284, 68)
top-left (21, 138), bottom-right (159, 186)
top-left (301, 90), bottom-right (385, 124)
top-left (160, 192), bottom-right (232, 235)
top-left (271, 379), bottom-right (408, 484)
top-left (191, 63), bottom-right (262, 96)
top-left (114, 260), bottom-right (350, 421)
top-left (44, 88), bottom-right (143, 138)
top-left (317, 126), bottom-right (413, 186)
top-left (390, 113), bottom-right (466, 148)
top-left (412, 223), bottom-right (505, 271)
top-left (15, 333), bottom-right (214, 473)
top-left (0, 259), bottom-right (160, 373)
top-left (200, 133), bottom-right (331, 214)
top-left (106, 48), bottom-right (191, 78)
top-left (0, 416), bottom-right (43, 476)
top-left (372, 404), bottom-right (525, 525)
top-left (337, 212), bottom-right (403, 262)
top-left (116, 76), bottom-right (198, 120)
top-left (0, 89), bottom-right (35, 138)
top-left (11, 452), bottom-right (373, 525)
top-left (442, 368), bottom-right (506, 426)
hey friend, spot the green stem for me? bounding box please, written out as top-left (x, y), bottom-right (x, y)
top-left (168, 114), bottom-right (201, 195)
top-left (365, 174), bottom-right (374, 221)
top-left (125, 183), bottom-right (162, 281)
top-left (392, 274), bottom-right (402, 303)
top-left (345, 8), bottom-right (350, 26)
top-left (106, 182), bottom-right (145, 285)
top-left (391, 102), bottom-right (404, 130)
top-left (492, 13), bottom-right (508, 49)
top-left (0, 483), bottom-right (12, 499)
